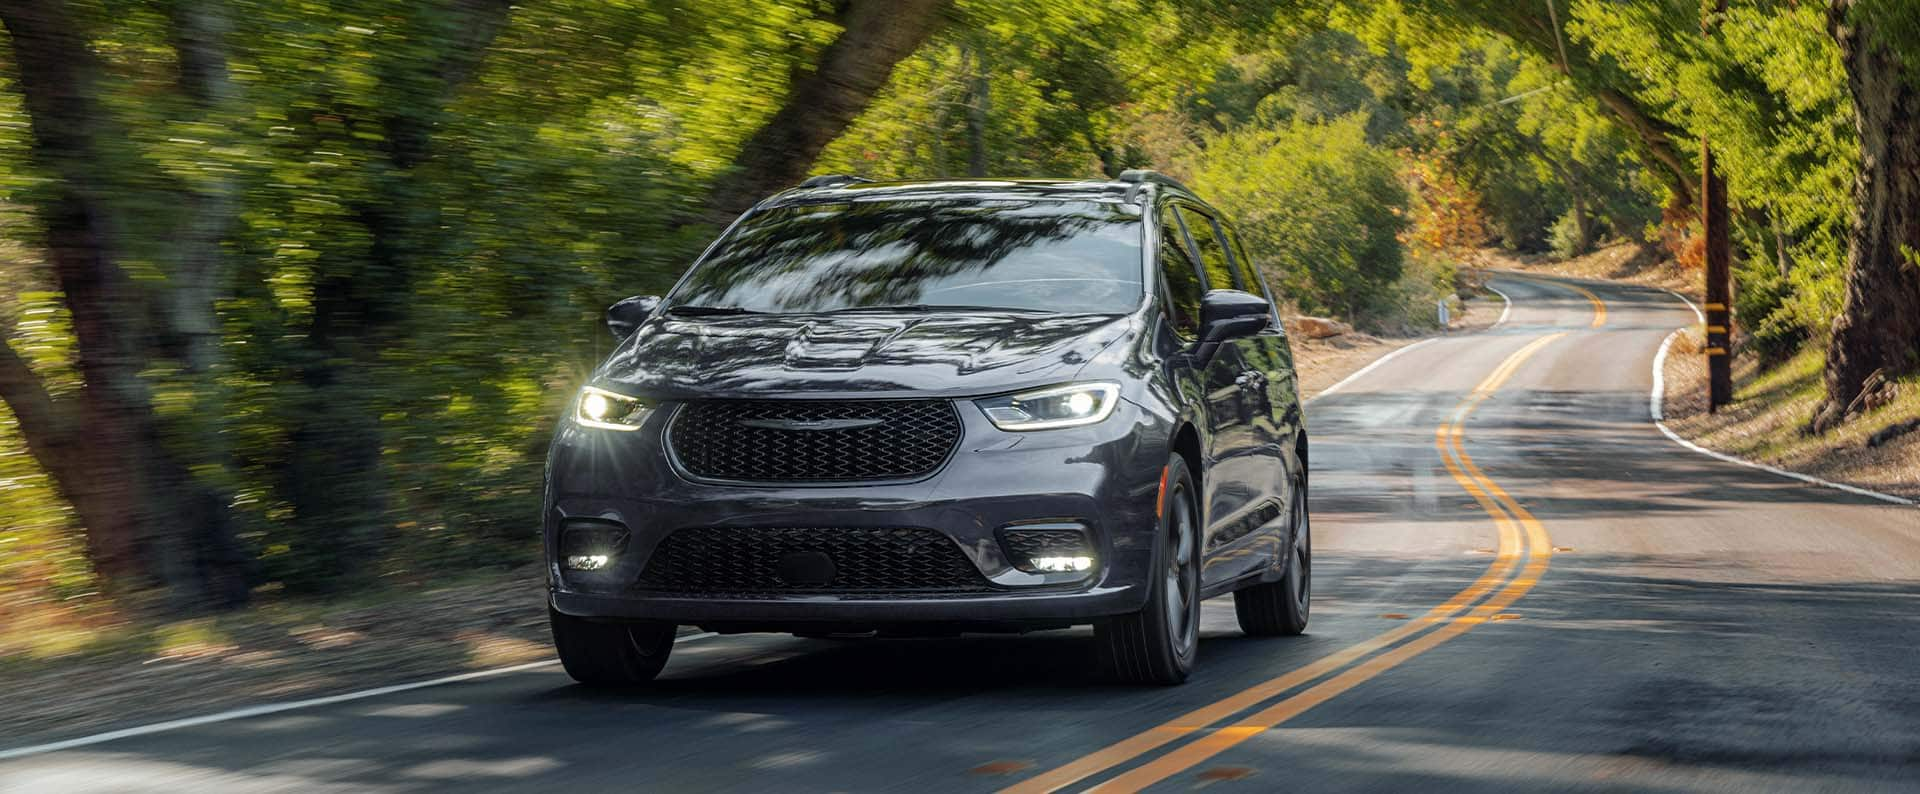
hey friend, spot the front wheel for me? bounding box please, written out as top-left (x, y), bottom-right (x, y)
top-left (1096, 454), bottom-right (1201, 685)
top-left (1234, 472), bottom-right (1311, 636)
top-left (549, 607), bottom-right (676, 687)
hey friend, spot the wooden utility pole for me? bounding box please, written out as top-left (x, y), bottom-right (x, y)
top-left (1702, 144), bottom-right (1733, 409)
top-left (1703, 0), bottom-right (1733, 410)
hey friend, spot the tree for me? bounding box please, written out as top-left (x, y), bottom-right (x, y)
top-left (0, 0), bottom-right (248, 611)
top-left (1401, 0), bottom-right (1699, 209)
top-left (1814, 0), bottom-right (1920, 430)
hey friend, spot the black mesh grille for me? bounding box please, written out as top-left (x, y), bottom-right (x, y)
top-left (636, 527), bottom-right (994, 596)
top-left (668, 399), bottom-right (961, 483)
top-left (1001, 529), bottom-right (1092, 572)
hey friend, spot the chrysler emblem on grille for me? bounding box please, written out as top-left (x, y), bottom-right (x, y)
top-left (736, 417), bottom-right (884, 432)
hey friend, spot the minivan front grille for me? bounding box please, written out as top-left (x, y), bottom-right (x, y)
top-left (668, 399), bottom-right (962, 483)
top-left (635, 527), bottom-right (994, 596)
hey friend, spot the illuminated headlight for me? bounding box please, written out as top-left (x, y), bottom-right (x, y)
top-left (574, 385), bottom-right (652, 431)
top-left (975, 382), bottom-right (1121, 431)
top-left (1030, 556), bottom-right (1094, 573)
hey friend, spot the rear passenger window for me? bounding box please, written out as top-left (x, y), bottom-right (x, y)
top-left (1179, 207), bottom-right (1237, 291)
top-left (1158, 209), bottom-right (1204, 338)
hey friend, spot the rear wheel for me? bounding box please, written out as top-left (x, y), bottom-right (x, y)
top-left (550, 608), bottom-right (676, 687)
top-left (1096, 455), bottom-right (1201, 685)
top-left (1234, 472), bottom-right (1311, 636)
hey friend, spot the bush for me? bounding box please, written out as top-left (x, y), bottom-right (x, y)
top-left (1188, 115), bottom-right (1411, 329)
top-left (1548, 209), bottom-right (1588, 260)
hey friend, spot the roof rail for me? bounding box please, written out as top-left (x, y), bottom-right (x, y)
top-left (1116, 169), bottom-right (1192, 201)
top-left (797, 174), bottom-right (872, 189)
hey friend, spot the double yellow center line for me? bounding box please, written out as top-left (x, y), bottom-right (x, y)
top-left (1563, 282), bottom-right (1608, 328)
top-left (1002, 332), bottom-right (1568, 793)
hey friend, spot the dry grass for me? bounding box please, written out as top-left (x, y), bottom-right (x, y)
top-left (0, 568), bottom-right (554, 748)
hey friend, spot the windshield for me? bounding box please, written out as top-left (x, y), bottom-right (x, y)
top-left (666, 198), bottom-right (1144, 315)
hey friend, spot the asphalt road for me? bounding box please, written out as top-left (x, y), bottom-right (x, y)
top-left (6, 274), bottom-right (1919, 792)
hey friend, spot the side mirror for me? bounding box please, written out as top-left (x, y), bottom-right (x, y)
top-left (606, 295), bottom-right (661, 341)
top-left (1191, 289), bottom-right (1272, 365)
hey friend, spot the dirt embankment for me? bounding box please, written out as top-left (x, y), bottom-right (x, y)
top-left (1290, 283), bottom-right (1503, 398)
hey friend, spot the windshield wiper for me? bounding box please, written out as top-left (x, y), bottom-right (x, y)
top-left (816, 304), bottom-right (1054, 315)
top-left (665, 305), bottom-right (764, 317)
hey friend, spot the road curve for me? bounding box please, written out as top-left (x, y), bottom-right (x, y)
top-left (5, 274), bottom-right (1918, 793)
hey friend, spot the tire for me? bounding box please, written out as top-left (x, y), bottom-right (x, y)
top-left (1234, 471), bottom-right (1310, 637)
top-left (1096, 454), bottom-right (1201, 685)
top-left (549, 607), bottom-right (676, 687)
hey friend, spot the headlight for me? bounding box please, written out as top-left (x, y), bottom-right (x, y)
top-left (574, 385), bottom-right (652, 431)
top-left (975, 382), bottom-right (1121, 431)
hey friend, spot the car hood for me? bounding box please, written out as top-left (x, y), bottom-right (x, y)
top-left (595, 312), bottom-right (1135, 399)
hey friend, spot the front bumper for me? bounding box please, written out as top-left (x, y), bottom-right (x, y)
top-left (542, 398), bottom-right (1169, 629)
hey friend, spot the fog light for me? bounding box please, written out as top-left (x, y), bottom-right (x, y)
top-left (565, 554), bottom-right (611, 571)
top-left (559, 521), bottom-right (627, 571)
top-left (1030, 555), bottom-right (1094, 573)
top-left (1002, 525), bottom-right (1095, 575)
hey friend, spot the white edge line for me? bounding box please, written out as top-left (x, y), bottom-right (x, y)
top-left (1651, 327), bottom-right (1912, 507)
top-left (1486, 284), bottom-right (1513, 327)
top-left (1305, 337), bottom-right (1440, 405)
top-left (0, 631), bottom-right (718, 760)
top-left (1662, 287), bottom-right (1705, 324)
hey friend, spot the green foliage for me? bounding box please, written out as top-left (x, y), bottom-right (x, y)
top-left (1548, 209), bottom-right (1586, 260)
top-left (1570, 0), bottom-right (1855, 342)
top-left (1188, 116), bottom-right (1411, 325)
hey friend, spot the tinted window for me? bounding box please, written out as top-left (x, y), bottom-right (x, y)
top-left (1158, 208), bottom-right (1204, 338)
top-left (1222, 224), bottom-right (1271, 303)
top-left (667, 199), bottom-right (1143, 314)
top-left (1179, 207), bottom-right (1237, 291)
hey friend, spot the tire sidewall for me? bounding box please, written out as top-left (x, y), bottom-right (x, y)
top-left (1161, 456), bottom-right (1201, 673)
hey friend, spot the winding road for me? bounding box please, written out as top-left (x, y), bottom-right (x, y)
top-left (6, 274), bottom-right (1918, 792)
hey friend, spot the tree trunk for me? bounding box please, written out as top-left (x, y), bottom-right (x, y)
top-left (701, 0), bottom-right (953, 223)
top-left (0, 0), bottom-right (247, 610)
top-left (164, 0), bottom-right (238, 374)
top-left (964, 45), bottom-right (990, 178)
top-left (1571, 192), bottom-right (1593, 253)
top-left (1815, 1), bottom-right (1920, 431)
top-left (1770, 208), bottom-right (1793, 278)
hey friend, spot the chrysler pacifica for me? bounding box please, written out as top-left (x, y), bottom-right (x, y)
top-left (544, 171), bottom-right (1310, 685)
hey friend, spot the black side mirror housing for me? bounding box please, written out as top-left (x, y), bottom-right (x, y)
top-left (1191, 289), bottom-right (1273, 365)
top-left (606, 295), bottom-right (662, 341)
